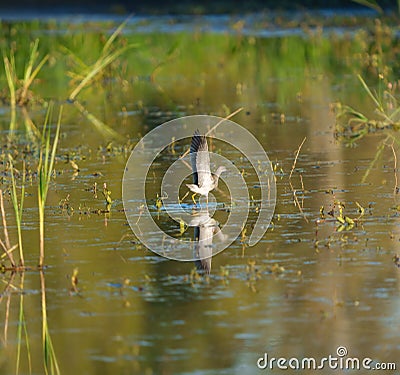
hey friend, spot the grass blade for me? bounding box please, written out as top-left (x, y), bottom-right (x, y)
top-left (68, 44), bottom-right (136, 101)
top-left (102, 17), bottom-right (130, 55)
top-left (351, 0), bottom-right (383, 13)
top-left (3, 55), bottom-right (17, 132)
top-left (357, 74), bottom-right (384, 112)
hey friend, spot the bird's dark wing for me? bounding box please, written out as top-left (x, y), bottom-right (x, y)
top-left (190, 130), bottom-right (212, 187)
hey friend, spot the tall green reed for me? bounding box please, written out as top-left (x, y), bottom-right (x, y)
top-left (38, 105), bottom-right (62, 268)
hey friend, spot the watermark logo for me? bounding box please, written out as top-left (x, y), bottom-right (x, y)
top-left (257, 346), bottom-right (397, 371)
top-left (122, 115), bottom-right (276, 261)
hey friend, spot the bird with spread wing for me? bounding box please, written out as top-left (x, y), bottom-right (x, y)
top-left (186, 130), bottom-right (226, 206)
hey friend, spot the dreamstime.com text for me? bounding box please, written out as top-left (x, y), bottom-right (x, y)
top-left (257, 347), bottom-right (396, 371)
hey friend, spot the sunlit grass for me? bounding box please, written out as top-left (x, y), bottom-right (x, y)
top-left (38, 105), bottom-right (62, 268)
top-left (67, 19), bottom-right (136, 101)
top-left (64, 18), bottom-right (137, 140)
top-left (3, 39), bottom-right (48, 135)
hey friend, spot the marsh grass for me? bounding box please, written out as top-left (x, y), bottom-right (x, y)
top-left (9, 156), bottom-right (26, 266)
top-left (38, 105), bottom-right (62, 267)
top-left (19, 39), bottom-right (49, 107)
top-left (3, 53), bottom-right (16, 131)
top-left (3, 39), bottom-right (48, 135)
top-left (335, 74), bottom-right (400, 144)
top-left (67, 19), bottom-right (135, 101)
top-left (1, 17), bottom-right (398, 143)
top-left (65, 19), bottom-right (137, 140)
top-left (336, 74), bottom-right (400, 184)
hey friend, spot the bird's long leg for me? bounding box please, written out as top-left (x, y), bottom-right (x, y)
top-left (191, 193), bottom-right (197, 206)
top-left (206, 194), bottom-right (209, 207)
top-left (180, 191), bottom-right (189, 203)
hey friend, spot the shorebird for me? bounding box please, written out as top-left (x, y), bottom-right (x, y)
top-left (186, 130), bottom-right (226, 206)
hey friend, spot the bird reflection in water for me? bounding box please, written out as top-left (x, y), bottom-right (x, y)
top-left (189, 207), bottom-right (227, 274)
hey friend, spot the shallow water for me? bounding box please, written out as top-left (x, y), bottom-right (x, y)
top-left (0, 13), bottom-right (399, 375)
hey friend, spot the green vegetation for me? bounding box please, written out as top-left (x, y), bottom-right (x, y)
top-left (335, 73), bottom-right (400, 183)
top-left (335, 74), bottom-right (400, 143)
top-left (3, 38), bottom-right (48, 137)
top-left (1, 14), bottom-right (399, 137)
top-left (38, 105), bottom-right (61, 267)
top-left (65, 19), bottom-right (137, 139)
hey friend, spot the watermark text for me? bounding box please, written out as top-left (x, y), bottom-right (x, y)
top-left (257, 347), bottom-right (396, 371)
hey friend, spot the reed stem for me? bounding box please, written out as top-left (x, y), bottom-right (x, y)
top-left (38, 106), bottom-right (62, 267)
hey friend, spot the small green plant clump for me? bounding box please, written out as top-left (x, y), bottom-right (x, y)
top-left (335, 74), bottom-right (400, 144)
